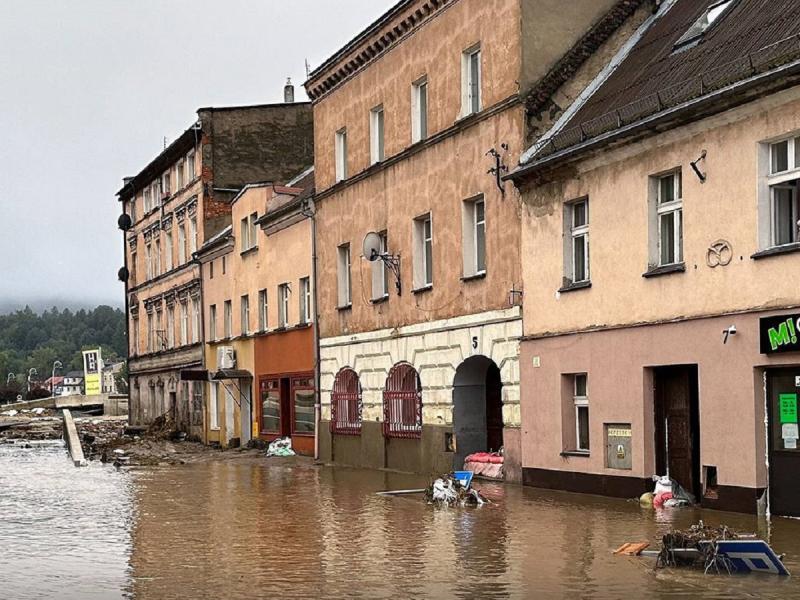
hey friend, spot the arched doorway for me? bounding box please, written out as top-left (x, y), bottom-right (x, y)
top-left (452, 356), bottom-right (503, 470)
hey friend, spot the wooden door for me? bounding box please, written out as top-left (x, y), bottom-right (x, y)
top-left (655, 366), bottom-right (700, 497)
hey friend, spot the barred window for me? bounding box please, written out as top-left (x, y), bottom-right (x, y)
top-left (383, 363), bottom-right (422, 438)
top-left (331, 368), bottom-right (362, 435)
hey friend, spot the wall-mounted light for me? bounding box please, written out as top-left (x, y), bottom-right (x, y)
top-left (723, 325), bottom-right (737, 344)
top-left (690, 149), bottom-right (707, 183)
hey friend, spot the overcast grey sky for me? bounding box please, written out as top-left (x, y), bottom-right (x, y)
top-left (0, 0), bottom-right (386, 310)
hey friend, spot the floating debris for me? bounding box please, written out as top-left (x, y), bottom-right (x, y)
top-left (424, 473), bottom-right (487, 507)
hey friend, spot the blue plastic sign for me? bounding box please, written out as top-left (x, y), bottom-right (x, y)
top-left (453, 471), bottom-right (474, 489)
top-left (714, 540), bottom-right (790, 576)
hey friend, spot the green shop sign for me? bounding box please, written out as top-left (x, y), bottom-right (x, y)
top-left (761, 314), bottom-right (800, 354)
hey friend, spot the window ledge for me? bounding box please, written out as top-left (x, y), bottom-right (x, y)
top-left (412, 284), bottom-right (433, 295)
top-left (558, 280), bottom-right (592, 294)
top-left (337, 304), bottom-right (352, 312)
top-left (751, 243), bottom-right (800, 260)
top-left (642, 263), bottom-right (685, 278)
top-left (240, 246), bottom-right (258, 257)
top-left (560, 450), bottom-right (591, 458)
top-left (371, 294), bottom-right (389, 305)
top-left (461, 272), bottom-right (486, 283)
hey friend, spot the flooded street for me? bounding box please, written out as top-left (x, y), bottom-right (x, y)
top-left (2, 443), bottom-right (800, 599)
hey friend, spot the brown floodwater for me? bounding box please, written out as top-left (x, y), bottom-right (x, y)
top-left (2, 442), bottom-right (800, 599)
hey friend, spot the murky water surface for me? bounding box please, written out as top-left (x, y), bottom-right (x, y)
top-left (2, 442), bottom-right (800, 599)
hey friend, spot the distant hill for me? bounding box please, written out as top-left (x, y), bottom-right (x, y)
top-left (0, 297), bottom-right (123, 316)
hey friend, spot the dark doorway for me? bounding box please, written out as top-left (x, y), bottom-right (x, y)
top-left (766, 368), bottom-right (800, 518)
top-left (452, 356), bottom-right (504, 470)
top-left (654, 365), bottom-right (701, 498)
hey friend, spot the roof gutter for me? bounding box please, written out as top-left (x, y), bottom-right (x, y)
top-left (507, 58), bottom-right (800, 182)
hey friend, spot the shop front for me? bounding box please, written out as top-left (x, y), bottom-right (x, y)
top-left (254, 326), bottom-right (315, 456)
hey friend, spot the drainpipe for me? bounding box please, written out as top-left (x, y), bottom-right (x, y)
top-left (302, 197), bottom-right (321, 460)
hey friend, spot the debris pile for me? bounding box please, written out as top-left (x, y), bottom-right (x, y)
top-left (424, 473), bottom-right (487, 507)
top-left (0, 415), bottom-right (62, 442)
top-left (639, 475), bottom-right (695, 509)
top-left (656, 521), bottom-right (739, 573)
top-left (265, 437), bottom-right (295, 457)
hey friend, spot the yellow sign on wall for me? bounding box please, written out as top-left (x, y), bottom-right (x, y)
top-left (83, 349), bottom-right (103, 396)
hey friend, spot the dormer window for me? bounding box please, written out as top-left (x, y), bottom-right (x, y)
top-left (675, 0), bottom-right (735, 49)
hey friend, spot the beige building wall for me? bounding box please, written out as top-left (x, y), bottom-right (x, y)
top-left (521, 88), bottom-right (800, 338)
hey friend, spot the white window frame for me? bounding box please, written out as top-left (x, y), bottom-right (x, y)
top-left (461, 44), bottom-right (481, 117)
top-left (240, 216), bottom-right (250, 251)
top-left (154, 237), bottom-right (162, 276)
top-left (573, 373), bottom-right (589, 452)
top-left (145, 243), bottom-right (153, 280)
top-left (155, 309), bottom-right (163, 351)
top-left (164, 228), bottom-right (173, 272)
top-left (162, 171), bottom-right (171, 198)
top-left (337, 244), bottom-right (352, 308)
top-left (189, 216), bottom-right (198, 255)
top-left (411, 76), bottom-right (428, 143)
top-left (371, 231), bottom-right (389, 301)
top-left (132, 316), bottom-right (139, 356)
top-left (656, 171), bottom-right (683, 266)
top-left (335, 128), bottom-right (348, 182)
top-left (209, 304), bottom-right (217, 342)
top-left (210, 382), bottom-right (220, 430)
top-left (462, 196), bottom-right (486, 277)
top-left (258, 289), bottom-right (268, 331)
top-left (765, 137), bottom-right (800, 248)
top-left (147, 312), bottom-right (154, 353)
top-left (278, 283), bottom-right (290, 328)
top-left (224, 300), bottom-right (232, 339)
top-left (370, 105), bottom-right (385, 165)
top-left (166, 306), bottom-right (175, 349)
top-left (299, 277), bottom-right (312, 324)
top-left (178, 224), bottom-right (187, 265)
top-left (187, 150), bottom-right (196, 181)
top-left (240, 295), bottom-right (250, 336)
top-left (413, 214), bottom-right (433, 289)
top-left (192, 297), bottom-right (200, 344)
top-left (144, 188), bottom-right (151, 213)
top-left (180, 301), bottom-right (189, 346)
top-left (567, 199), bottom-right (589, 284)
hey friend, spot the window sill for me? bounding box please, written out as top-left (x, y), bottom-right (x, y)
top-left (412, 284), bottom-right (433, 295)
top-left (337, 304), bottom-right (352, 312)
top-left (751, 243), bottom-right (800, 260)
top-left (240, 246), bottom-right (258, 257)
top-left (642, 262), bottom-right (685, 278)
top-left (371, 294), bottom-right (389, 305)
top-left (461, 272), bottom-right (486, 283)
top-left (560, 450), bottom-right (590, 458)
top-left (558, 280), bottom-right (592, 293)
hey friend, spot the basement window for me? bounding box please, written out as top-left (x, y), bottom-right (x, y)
top-left (674, 0), bottom-right (736, 50)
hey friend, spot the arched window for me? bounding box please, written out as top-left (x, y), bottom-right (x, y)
top-left (383, 363), bottom-right (422, 438)
top-left (330, 368), bottom-right (362, 435)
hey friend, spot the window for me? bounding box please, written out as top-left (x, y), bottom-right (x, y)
top-left (189, 216), bottom-right (198, 255)
top-left (383, 363), bottom-right (422, 438)
top-left (175, 159), bottom-right (184, 190)
top-left (564, 199), bottom-right (589, 285)
top-left (191, 297), bottom-right (200, 343)
top-left (187, 150), bottom-right (196, 180)
top-left (145, 243), bottom-right (153, 280)
top-left (222, 255), bottom-right (227, 275)
top-left (764, 137), bottom-right (800, 247)
top-left (180, 301), bottom-right (189, 346)
top-left (132, 316), bottom-right (139, 356)
top-left (155, 309), bottom-right (163, 351)
top-left (260, 378), bottom-right (280, 434)
top-left (130, 250), bottom-right (137, 285)
top-left (223, 300), bottom-right (232, 339)
top-left (147, 312), bottom-right (154, 353)
top-left (166, 306), bottom-right (175, 349)
top-left (162, 172), bottom-right (171, 198)
top-left (128, 198), bottom-right (137, 223)
top-left (461, 44), bottom-right (481, 116)
top-left (240, 212), bottom-right (258, 252)
top-left (209, 260), bottom-right (214, 280)
top-left (573, 374), bottom-right (589, 452)
top-left (335, 128), bottom-right (348, 182)
top-left (154, 238), bottom-right (162, 276)
top-left (653, 171), bottom-right (683, 266)
top-left (178, 224), bottom-right (187, 264)
top-left (463, 197), bottom-right (486, 277)
top-left (292, 376), bottom-right (315, 435)
top-left (258, 289), bottom-right (268, 331)
top-left (675, 0), bottom-right (735, 49)
top-left (371, 231), bottom-right (389, 301)
top-left (210, 382), bottom-right (220, 430)
top-left (370, 105), bottom-right (385, 164)
top-left (209, 304), bottom-right (217, 342)
top-left (299, 277), bottom-right (311, 324)
top-left (412, 76), bottom-right (428, 143)
top-left (331, 368), bottom-right (362, 435)
top-left (164, 229), bottom-right (173, 271)
top-left (278, 283), bottom-right (290, 328)
top-left (413, 214), bottom-right (433, 289)
top-left (151, 182), bottom-right (160, 209)
top-left (241, 294), bottom-right (250, 336)
top-left (144, 188), bottom-right (151, 213)
top-left (337, 244), bottom-right (351, 308)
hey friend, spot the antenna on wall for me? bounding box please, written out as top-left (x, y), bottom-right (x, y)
top-left (305, 59), bottom-right (311, 79)
top-left (363, 232), bottom-right (402, 296)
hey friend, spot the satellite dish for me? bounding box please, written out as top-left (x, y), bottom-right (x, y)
top-left (118, 213), bottom-right (133, 231)
top-left (362, 232), bottom-right (382, 262)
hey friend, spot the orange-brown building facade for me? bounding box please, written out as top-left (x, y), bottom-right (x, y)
top-left (306, 0), bottom-right (623, 479)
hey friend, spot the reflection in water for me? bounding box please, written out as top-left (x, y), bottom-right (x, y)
top-left (3, 445), bottom-right (800, 599)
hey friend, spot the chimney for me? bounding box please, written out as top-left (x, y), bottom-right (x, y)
top-left (284, 77), bottom-right (295, 103)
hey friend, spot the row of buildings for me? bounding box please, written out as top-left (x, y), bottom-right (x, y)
top-left (118, 0), bottom-right (800, 517)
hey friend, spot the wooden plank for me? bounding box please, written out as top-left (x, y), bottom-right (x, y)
top-left (613, 542), bottom-right (650, 556)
